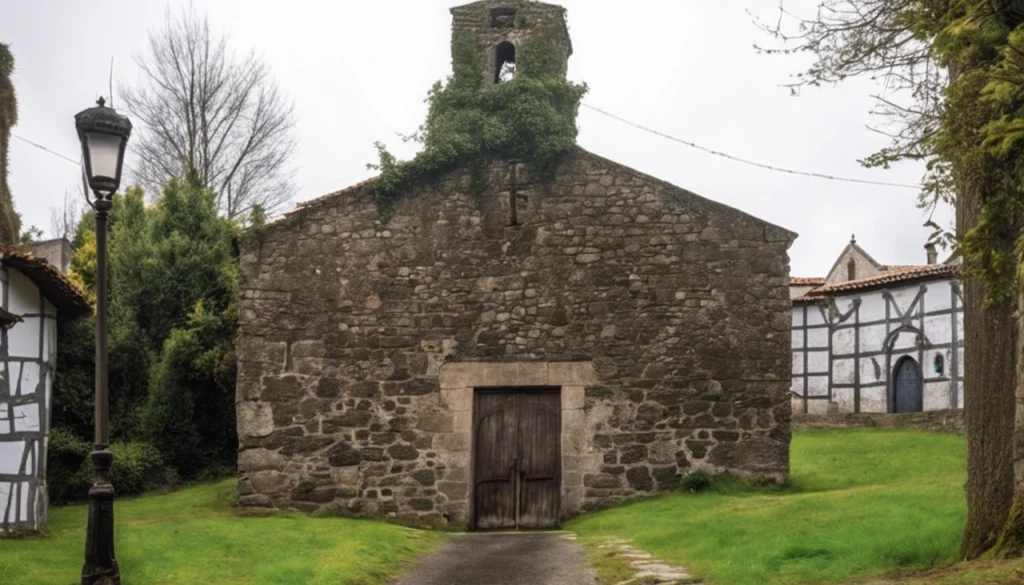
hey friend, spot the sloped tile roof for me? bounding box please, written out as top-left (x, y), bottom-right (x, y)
top-left (795, 263), bottom-right (958, 303)
top-left (790, 277), bottom-right (825, 286)
top-left (0, 248), bottom-right (91, 319)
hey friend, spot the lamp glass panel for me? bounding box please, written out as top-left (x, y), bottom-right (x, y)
top-left (85, 132), bottom-right (122, 180)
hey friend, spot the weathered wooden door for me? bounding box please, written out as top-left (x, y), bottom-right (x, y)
top-left (893, 357), bottom-right (924, 413)
top-left (473, 389), bottom-right (560, 530)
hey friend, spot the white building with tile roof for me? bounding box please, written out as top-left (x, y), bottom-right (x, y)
top-left (790, 236), bottom-right (963, 415)
top-left (0, 241), bottom-right (90, 533)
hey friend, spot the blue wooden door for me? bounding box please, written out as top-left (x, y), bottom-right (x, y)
top-left (893, 357), bottom-right (923, 413)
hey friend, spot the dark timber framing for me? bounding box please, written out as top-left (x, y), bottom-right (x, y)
top-left (0, 267), bottom-right (57, 532)
top-left (791, 278), bottom-right (963, 414)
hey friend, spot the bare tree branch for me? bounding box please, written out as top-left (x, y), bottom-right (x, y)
top-left (119, 7), bottom-right (297, 220)
top-left (48, 190), bottom-right (80, 241)
top-left (751, 0), bottom-right (953, 221)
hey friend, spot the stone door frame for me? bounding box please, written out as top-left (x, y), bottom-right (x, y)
top-left (439, 362), bottom-right (596, 529)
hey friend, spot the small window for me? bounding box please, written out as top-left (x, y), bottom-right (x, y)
top-left (491, 8), bottom-right (517, 28)
top-left (934, 353), bottom-right (944, 375)
top-left (494, 41), bottom-right (516, 83)
top-left (847, 258), bottom-right (856, 281)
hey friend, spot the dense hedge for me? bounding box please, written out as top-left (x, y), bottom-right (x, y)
top-left (47, 427), bottom-right (178, 504)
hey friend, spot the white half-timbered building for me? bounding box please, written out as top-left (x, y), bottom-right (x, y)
top-left (0, 241), bottom-right (89, 532)
top-left (790, 237), bottom-right (963, 415)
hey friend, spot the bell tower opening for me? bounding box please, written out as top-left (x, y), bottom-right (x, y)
top-left (450, 1), bottom-right (573, 85)
top-left (494, 41), bottom-right (516, 83)
top-left (491, 7), bottom-right (517, 28)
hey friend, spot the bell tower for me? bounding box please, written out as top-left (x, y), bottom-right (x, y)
top-left (450, 0), bottom-right (573, 84)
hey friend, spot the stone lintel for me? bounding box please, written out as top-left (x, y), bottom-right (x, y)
top-left (439, 361), bottom-right (597, 390)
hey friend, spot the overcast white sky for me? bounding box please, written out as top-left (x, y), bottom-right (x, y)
top-left (1, 0), bottom-right (952, 277)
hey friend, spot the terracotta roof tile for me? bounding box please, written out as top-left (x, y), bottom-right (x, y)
top-left (801, 263), bottom-right (958, 299)
top-left (0, 248), bottom-right (91, 319)
top-left (881, 264), bottom-right (928, 272)
top-left (790, 277), bottom-right (825, 286)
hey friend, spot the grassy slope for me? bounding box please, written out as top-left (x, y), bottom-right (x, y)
top-left (0, 480), bottom-right (444, 585)
top-left (568, 429), bottom-right (967, 585)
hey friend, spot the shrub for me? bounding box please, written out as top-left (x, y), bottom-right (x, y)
top-left (45, 427), bottom-right (176, 504)
top-left (46, 427), bottom-right (92, 504)
top-left (680, 470), bottom-right (713, 494)
top-left (109, 441), bottom-right (177, 496)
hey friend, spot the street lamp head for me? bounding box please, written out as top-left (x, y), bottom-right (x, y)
top-left (74, 97), bottom-right (132, 199)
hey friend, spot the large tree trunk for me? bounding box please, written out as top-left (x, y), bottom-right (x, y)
top-left (960, 179), bottom-right (1018, 559)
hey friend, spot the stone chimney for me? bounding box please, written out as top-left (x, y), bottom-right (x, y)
top-left (25, 238), bottom-right (72, 273)
top-left (925, 242), bottom-right (937, 265)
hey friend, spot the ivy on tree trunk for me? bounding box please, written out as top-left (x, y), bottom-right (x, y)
top-left (0, 44), bottom-right (22, 244)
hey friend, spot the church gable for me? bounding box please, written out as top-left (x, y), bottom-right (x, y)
top-left (270, 147), bottom-right (796, 248)
top-left (823, 237), bottom-right (885, 286)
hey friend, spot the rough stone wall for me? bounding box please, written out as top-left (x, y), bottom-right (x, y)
top-left (235, 149), bottom-right (794, 527)
top-left (793, 410), bottom-right (965, 434)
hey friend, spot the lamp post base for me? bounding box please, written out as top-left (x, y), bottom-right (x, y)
top-left (81, 448), bottom-right (119, 585)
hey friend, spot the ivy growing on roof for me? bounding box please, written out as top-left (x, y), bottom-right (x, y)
top-left (369, 26), bottom-right (588, 213)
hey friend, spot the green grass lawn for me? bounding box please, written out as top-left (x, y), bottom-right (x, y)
top-left (568, 429), bottom-right (967, 585)
top-left (0, 480), bottom-right (444, 585)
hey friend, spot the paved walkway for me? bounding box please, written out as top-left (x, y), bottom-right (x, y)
top-left (394, 532), bottom-right (599, 585)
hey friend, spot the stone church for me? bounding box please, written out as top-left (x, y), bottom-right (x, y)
top-left (235, 0), bottom-right (796, 529)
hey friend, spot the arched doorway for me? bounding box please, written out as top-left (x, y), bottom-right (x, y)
top-left (892, 357), bottom-right (923, 413)
top-left (494, 41), bottom-right (516, 83)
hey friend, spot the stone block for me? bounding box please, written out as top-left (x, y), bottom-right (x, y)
top-left (562, 486), bottom-right (584, 518)
top-left (237, 402), bottom-right (275, 438)
top-left (440, 363), bottom-right (483, 389)
top-left (441, 465), bottom-right (468, 483)
top-left (238, 448), bottom-right (285, 473)
top-left (434, 432), bottom-right (471, 453)
top-left (238, 494), bottom-right (274, 508)
top-left (417, 413), bottom-right (455, 433)
top-left (238, 337), bottom-right (287, 368)
top-left (548, 362), bottom-right (597, 386)
top-left (514, 362), bottom-right (549, 386)
top-left (562, 410), bottom-right (587, 455)
top-left (438, 481), bottom-right (469, 500)
top-left (441, 387), bottom-right (473, 411)
top-left (249, 470), bottom-right (290, 494)
top-left (562, 470), bottom-right (583, 488)
top-left (452, 410), bottom-right (473, 432)
top-left (562, 385), bottom-right (585, 410)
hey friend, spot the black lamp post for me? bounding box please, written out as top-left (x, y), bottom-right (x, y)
top-left (74, 96), bottom-right (131, 585)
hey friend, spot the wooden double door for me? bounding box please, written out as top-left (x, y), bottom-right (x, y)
top-left (473, 389), bottom-right (561, 530)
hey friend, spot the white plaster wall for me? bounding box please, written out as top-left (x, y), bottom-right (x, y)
top-left (807, 351), bottom-right (828, 375)
top-left (792, 309), bottom-right (804, 328)
top-left (0, 268), bottom-right (57, 532)
top-left (861, 387), bottom-right (887, 413)
top-left (789, 278), bottom-right (963, 415)
top-left (858, 292), bottom-right (887, 323)
top-left (806, 307), bottom-right (827, 327)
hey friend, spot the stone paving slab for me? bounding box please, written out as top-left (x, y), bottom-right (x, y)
top-left (394, 532), bottom-right (599, 585)
top-left (600, 540), bottom-right (700, 585)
